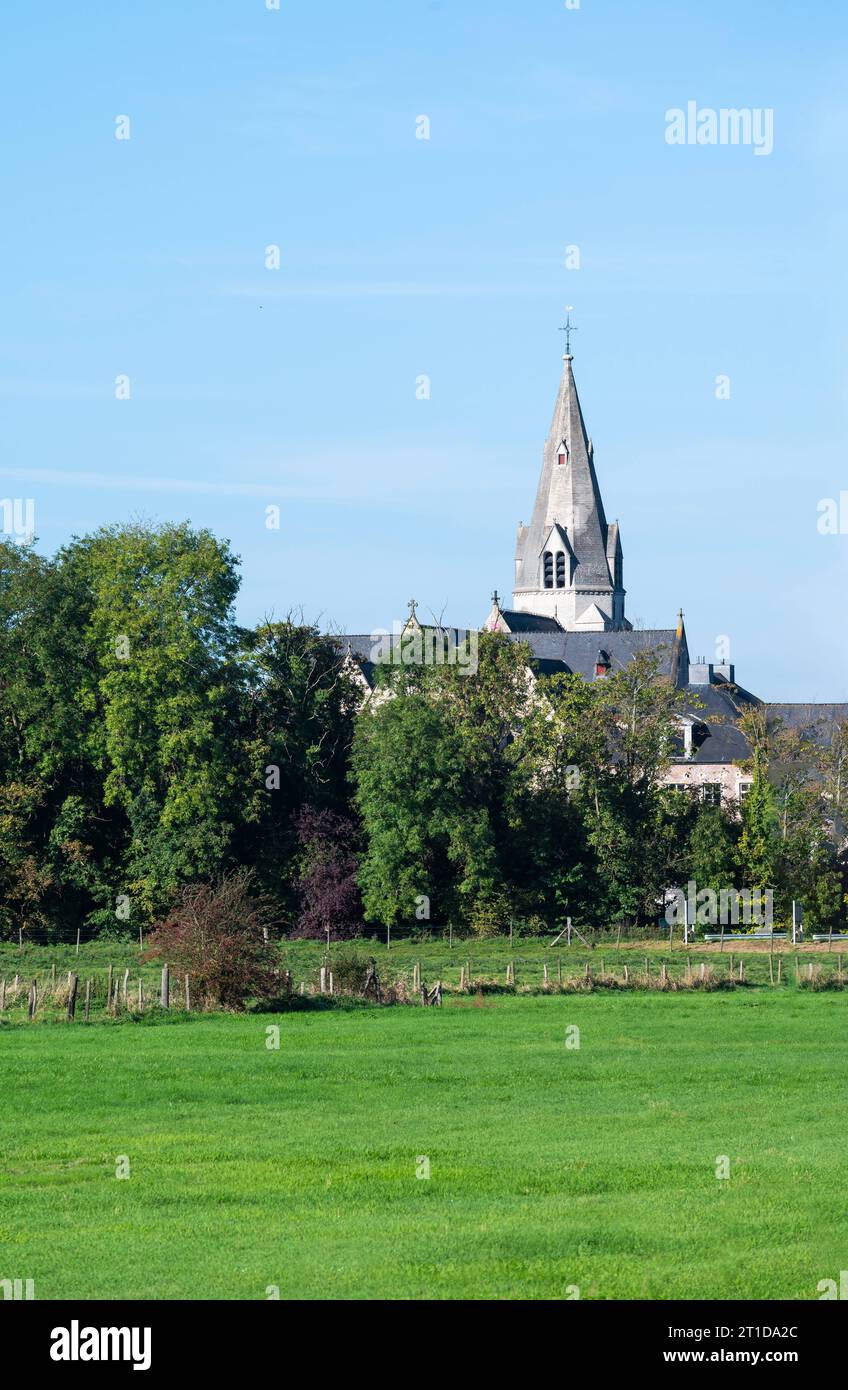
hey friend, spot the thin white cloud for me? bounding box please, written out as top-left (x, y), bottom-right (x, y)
top-left (0, 467), bottom-right (287, 498)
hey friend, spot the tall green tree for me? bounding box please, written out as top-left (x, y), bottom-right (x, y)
top-left (526, 650), bottom-right (694, 928)
top-left (352, 632), bottom-right (530, 930)
top-left (688, 804), bottom-right (737, 899)
top-left (233, 618), bottom-right (359, 918)
top-left (736, 761), bottom-right (779, 895)
top-left (60, 522), bottom-right (245, 920)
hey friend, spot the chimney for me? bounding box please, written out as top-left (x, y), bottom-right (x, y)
top-left (688, 660), bottom-right (714, 685)
top-left (714, 662), bottom-right (735, 683)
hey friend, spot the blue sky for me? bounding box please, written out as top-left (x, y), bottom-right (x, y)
top-left (2, 0), bottom-right (847, 700)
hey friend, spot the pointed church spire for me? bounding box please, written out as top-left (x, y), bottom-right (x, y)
top-left (512, 344), bottom-right (628, 631)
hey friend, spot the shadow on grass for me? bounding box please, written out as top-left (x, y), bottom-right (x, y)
top-left (256, 994), bottom-right (378, 1015)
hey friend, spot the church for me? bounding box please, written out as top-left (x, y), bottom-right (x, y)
top-left (343, 342), bottom-right (847, 805)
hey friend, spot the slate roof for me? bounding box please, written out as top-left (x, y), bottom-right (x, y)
top-left (342, 626), bottom-right (685, 689)
top-left (767, 703), bottom-right (848, 733)
top-left (506, 627), bottom-right (682, 683)
top-left (499, 610), bottom-right (564, 634)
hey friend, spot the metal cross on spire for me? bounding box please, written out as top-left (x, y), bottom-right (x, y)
top-left (559, 309), bottom-right (577, 356)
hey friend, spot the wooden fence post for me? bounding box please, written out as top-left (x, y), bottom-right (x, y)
top-left (28, 980), bottom-right (37, 1021)
top-left (184, 975), bottom-right (190, 1011)
top-left (0, 979), bottom-right (4, 1011)
top-left (106, 964), bottom-right (113, 1007)
top-left (84, 979), bottom-right (91, 1021)
top-left (122, 969), bottom-right (129, 1007)
top-left (161, 963), bottom-right (170, 1009)
top-left (67, 974), bottom-right (79, 1022)
top-left (138, 979), bottom-right (143, 1011)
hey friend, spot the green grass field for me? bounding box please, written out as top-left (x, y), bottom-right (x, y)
top-left (2, 974), bottom-right (847, 1299)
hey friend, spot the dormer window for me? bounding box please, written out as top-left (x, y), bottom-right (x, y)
top-left (557, 440), bottom-right (568, 466)
top-left (543, 551), bottom-right (553, 588)
top-left (595, 649), bottom-right (611, 676)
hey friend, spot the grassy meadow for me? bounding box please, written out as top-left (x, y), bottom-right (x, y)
top-left (2, 936), bottom-right (847, 1300)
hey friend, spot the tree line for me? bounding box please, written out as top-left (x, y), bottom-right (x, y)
top-left (1, 523), bottom-right (845, 941)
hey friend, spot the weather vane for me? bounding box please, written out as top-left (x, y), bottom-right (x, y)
top-left (559, 308), bottom-right (577, 355)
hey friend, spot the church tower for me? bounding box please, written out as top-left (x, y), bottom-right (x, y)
top-left (511, 347), bottom-right (628, 631)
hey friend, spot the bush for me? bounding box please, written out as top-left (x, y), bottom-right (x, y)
top-left (469, 899), bottom-right (509, 938)
top-left (145, 870), bottom-right (280, 1010)
top-left (325, 943), bottom-right (372, 995)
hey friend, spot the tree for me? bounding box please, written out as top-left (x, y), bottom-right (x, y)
top-left (524, 649), bottom-right (695, 928)
top-left (293, 806), bottom-right (363, 940)
top-left (62, 521), bottom-right (245, 920)
top-left (736, 762), bottom-right (778, 894)
top-left (352, 633), bottom-right (529, 930)
top-left (0, 540), bottom-right (112, 939)
top-left (688, 804), bottom-right (737, 898)
top-left (145, 871), bottom-right (279, 1010)
top-left (233, 618), bottom-right (359, 917)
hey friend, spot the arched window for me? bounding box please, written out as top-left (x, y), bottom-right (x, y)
top-left (555, 551), bottom-right (566, 588)
top-left (543, 551), bottom-right (553, 588)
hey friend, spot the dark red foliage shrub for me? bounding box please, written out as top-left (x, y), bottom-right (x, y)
top-left (145, 869), bottom-right (280, 1010)
top-left (293, 806), bottom-right (363, 940)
